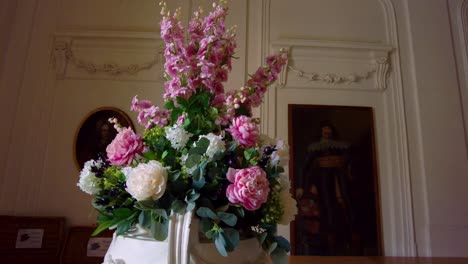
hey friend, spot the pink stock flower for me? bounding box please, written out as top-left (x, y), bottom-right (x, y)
top-left (131, 96), bottom-right (170, 128)
top-left (106, 127), bottom-right (144, 166)
top-left (226, 166), bottom-right (270, 211)
top-left (227, 115), bottom-right (259, 147)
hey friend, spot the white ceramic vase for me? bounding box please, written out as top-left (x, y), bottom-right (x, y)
top-left (102, 211), bottom-right (271, 264)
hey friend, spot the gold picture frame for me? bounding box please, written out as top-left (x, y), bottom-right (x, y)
top-left (74, 107), bottom-right (134, 170)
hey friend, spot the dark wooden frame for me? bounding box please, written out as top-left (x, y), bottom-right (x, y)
top-left (74, 107), bottom-right (134, 170)
top-left (0, 216), bottom-right (66, 264)
top-left (60, 226), bottom-right (114, 264)
top-left (288, 104), bottom-right (382, 256)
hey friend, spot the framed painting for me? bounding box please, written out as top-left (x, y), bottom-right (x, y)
top-left (288, 104), bottom-right (381, 256)
top-left (74, 107), bottom-right (134, 170)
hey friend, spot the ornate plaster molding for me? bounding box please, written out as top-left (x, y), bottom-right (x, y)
top-left (271, 39), bottom-right (393, 91)
top-left (52, 36), bottom-right (161, 79)
top-left (287, 56), bottom-right (390, 90)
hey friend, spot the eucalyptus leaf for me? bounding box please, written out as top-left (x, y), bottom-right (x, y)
top-left (200, 218), bottom-right (214, 233)
top-left (214, 233), bottom-right (228, 257)
top-left (196, 137), bottom-right (210, 153)
top-left (153, 209), bottom-right (168, 221)
top-left (116, 220), bottom-right (132, 235)
top-left (186, 190), bottom-right (200, 203)
top-left (259, 232), bottom-right (268, 244)
top-left (138, 210), bottom-right (151, 228)
top-left (267, 242), bottom-right (278, 255)
top-left (275, 236), bottom-right (291, 252)
top-left (150, 219), bottom-right (168, 241)
top-left (222, 228), bottom-right (240, 251)
top-left (171, 200), bottom-right (186, 214)
top-left (169, 170), bottom-right (182, 182)
top-left (205, 229), bottom-right (217, 239)
top-left (234, 207), bottom-right (245, 218)
top-left (186, 201), bottom-right (195, 211)
top-left (196, 207), bottom-right (218, 220)
top-left (186, 154), bottom-right (202, 168)
top-left (136, 200), bottom-right (155, 210)
top-left (193, 175), bottom-right (206, 191)
top-left (217, 212), bottom-right (237, 227)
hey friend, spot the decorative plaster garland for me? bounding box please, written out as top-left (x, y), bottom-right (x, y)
top-left (287, 65), bottom-right (375, 85)
top-left (286, 56), bottom-right (390, 90)
top-left (53, 40), bottom-right (160, 78)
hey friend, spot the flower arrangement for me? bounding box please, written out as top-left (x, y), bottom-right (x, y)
top-left (77, 0), bottom-right (296, 258)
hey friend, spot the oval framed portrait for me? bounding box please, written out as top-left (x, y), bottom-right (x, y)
top-left (74, 107), bottom-right (135, 170)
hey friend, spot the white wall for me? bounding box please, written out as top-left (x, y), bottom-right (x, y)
top-left (1, 0), bottom-right (467, 257)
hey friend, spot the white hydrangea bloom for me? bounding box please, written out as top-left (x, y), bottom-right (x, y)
top-left (259, 134), bottom-right (290, 167)
top-left (277, 173), bottom-right (297, 225)
top-left (121, 166), bottom-right (133, 178)
top-left (270, 139), bottom-right (289, 167)
top-left (165, 124), bottom-right (193, 150)
top-left (77, 159), bottom-right (101, 195)
top-left (199, 133), bottom-right (225, 159)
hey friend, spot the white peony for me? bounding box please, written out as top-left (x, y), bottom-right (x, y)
top-left (199, 133), bottom-right (225, 159)
top-left (77, 159), bottom-right (101, 195)
top-left (125, 160), bottom-right (168, 201)
top-left (277, 173), bottom-right (297, 225)
top-left (165, 124), bottom-right (193, 150)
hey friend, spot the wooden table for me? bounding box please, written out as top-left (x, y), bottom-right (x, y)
top-left (287, 256), bottom-right (468, 264)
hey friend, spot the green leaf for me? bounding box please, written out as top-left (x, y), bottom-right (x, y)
top-left (161, 150), bottom-right (169, 159)
top-left (171, 200), bottom-right (186, 214)
top-left (136, 200), bottom-right (155, 210)
top-left (186, 190), bottom-right (200, 203)
top-left (164, 100), bottom-right (174, 110)
top-left (122, 198), bottom-right (134, 207)
top-left (267, 242), bottom-right (278, 255)
top-left (91, 221), bottom-right (113, 236)
top-left (113, 208), bottom-right (132, 220)
top-left (214, 233), bottom-right (228, 257)
top-left (205, 229), bottom-right (217, 239)
top-left (153, 209), bottom-right (168, 220)
top-left (186, 201), bottom-right (195, 211)
top-left (217, 212), bottom-right (237, 227)
top-left (193, 175), bottom-right (206, 191)
top-left (176, 97), bottom-right (188, 108)
top-left (275, 236), bottom-right (291, 252)
top-left (259, 232), bottom-right (268, 244)
top-left (150, 219), bottom-right (168, 241)
top-left (200, 218), bottom-right (214, 233)
top-left (144, 151), bottom-right (157, 160)
top-left (234, 207), bottom-right (245, 218)
top-left (222, 229), bottom-right (240, 251)
top-left (186, 153), bottom-right (202, 168)
top-left (138, 210), bottom-right (152, 228)
top-left (169, 170), bottom-right (181, 182)
top-left (196, 207), bottom-right (218, 220)
top-left (196, 137), bottom-right (210, 153)
top-left (116, 220), bottom-right (132, 235)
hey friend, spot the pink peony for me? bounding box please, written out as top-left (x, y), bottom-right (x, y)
top-left (227, 115), bottom-right (259, 147)
top-left (226, 166), bottom-right (270, 211)
top-left (106, 127), bottom-right (144, 166)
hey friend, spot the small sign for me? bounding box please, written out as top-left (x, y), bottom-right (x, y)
top-left (15, 229), bottom-right (44, 248)
top-left (86, 237), bottom-right (112, 257)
